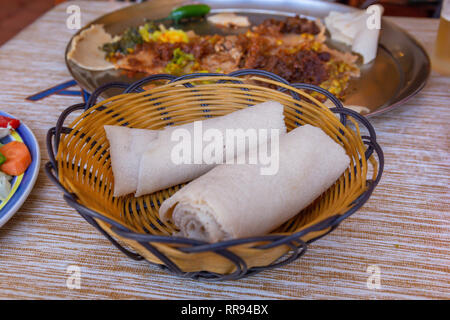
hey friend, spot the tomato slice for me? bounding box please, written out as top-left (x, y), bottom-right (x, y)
top-left (0, 141), bottom-right (31, 176)
top-left (0, 116), bottom-right (20, 129)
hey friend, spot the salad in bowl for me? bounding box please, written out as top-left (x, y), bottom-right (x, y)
top-left (0, 110), bottom-right (39, 228)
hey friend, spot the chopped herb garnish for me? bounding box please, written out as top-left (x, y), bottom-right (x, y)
top-left (164, 48), bottom-right (195, 76)
top-left (102, 23), bottom-right (157, 57)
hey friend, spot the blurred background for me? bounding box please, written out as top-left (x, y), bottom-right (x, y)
top-left (0, 0), bottom-right (443, 46)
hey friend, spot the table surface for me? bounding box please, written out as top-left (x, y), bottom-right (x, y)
top-left (0, 1), bottom-right (448, 300)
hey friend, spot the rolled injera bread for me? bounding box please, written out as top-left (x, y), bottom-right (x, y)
top-left (159, 124), bottom-right (350, 242)
top-left (324, 5), bottom-right (383, 64)
top-left (104, 125), bottom-right (159, 197)
top-left (134, 101), bottom-right (286, 196)
top-left (67, 24), bottom-right (115, 70)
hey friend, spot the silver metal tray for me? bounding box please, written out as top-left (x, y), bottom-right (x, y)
top-left (65, 0), bottom-right (431, 117)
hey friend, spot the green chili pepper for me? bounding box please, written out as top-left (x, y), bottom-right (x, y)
top-left (169, 4), bottom-right (211, 23)
top-left (0, 151), bottom-right (6, 166)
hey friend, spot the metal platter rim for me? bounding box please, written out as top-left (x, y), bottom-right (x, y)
top-left (365, 19), bottom-right (431, 117)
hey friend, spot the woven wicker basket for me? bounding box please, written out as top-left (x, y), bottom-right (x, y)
top-left (46, 70), bottom-right (383, 281)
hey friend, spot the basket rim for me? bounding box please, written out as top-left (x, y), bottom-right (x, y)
top-left (45, 69), bottom-right (384, 280)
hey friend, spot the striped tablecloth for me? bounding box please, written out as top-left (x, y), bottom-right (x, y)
top-left (0, 1), bottom-right (448, 299)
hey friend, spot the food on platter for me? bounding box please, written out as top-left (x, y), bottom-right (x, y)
top-left (67, 3), bottom-right (210, 71)
top-left (68, 12), bottom-right (361, 101)
top-left (324, 4), bottom-right (384, 64)
top-left (67, 24), bottom-right (116, 70)
top-left (159, 124), bottom-right (350, 242)
top-left (105, 101), bottom-right (286, 197)
top-left (104, 16), bottom-right (359, 100)
top-left (167, 4), bottom-right (211, 24)
top-left (0, 116), bottom-right (32, 201)
top-left (207, 12), bottom-right (250, 28)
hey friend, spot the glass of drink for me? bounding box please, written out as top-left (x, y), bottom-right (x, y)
top-left (432, 0), bottom-right (450, 76)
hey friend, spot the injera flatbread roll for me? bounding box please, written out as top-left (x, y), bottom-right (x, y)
top-left (67, 24), bottom-right (115, 70)
top-left (324, 5), bottom-right (383, 64)
top-left (159, 124), bottom-right (350, 242)
top-left (104, 125), bottom-right (159, 197)
top-left (135, 101), bottom-right (286, 196)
